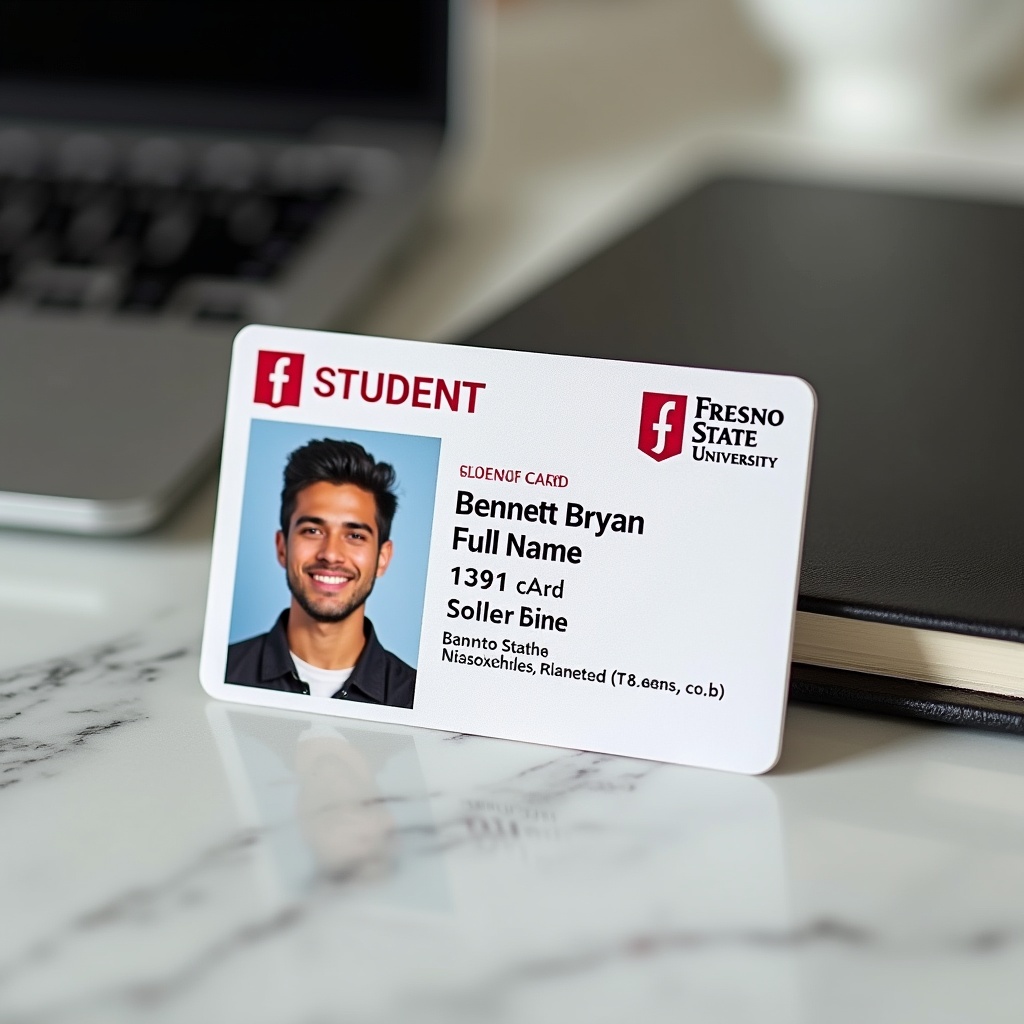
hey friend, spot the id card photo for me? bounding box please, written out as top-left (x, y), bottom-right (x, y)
top-left (226, 421), bottom-right (440, 709)
top-left (201, 326), bottom-right (816, 774)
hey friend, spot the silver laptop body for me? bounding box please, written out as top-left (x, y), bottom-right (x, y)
top-left (0, 0), bottom-right (458, 533)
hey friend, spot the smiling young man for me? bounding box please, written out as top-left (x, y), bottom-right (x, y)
top-left (227, 439), bottom-right (416, 708)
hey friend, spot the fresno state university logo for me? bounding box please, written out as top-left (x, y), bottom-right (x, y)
top-left (254, 350), bottom-right (304, 408)
top-left (638, 392), bottom-right (686, 461)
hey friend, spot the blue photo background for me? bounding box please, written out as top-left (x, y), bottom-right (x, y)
top-left (229, 420), bottom-right (442, 667)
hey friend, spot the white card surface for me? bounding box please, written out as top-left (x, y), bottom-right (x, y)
top-left (200, 325), bottom-right (816, 773)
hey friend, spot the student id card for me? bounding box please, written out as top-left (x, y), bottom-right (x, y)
top-left (200, 325), bottom-right (816, 773)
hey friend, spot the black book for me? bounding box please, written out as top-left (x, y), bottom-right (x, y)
top-left (458, 174), bottom-right (1024, 733)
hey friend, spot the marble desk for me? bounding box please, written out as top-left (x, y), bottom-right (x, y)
top-left (1, 484), bottom-right (1023, 1024)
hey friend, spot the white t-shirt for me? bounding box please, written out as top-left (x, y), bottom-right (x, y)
top-left (291, 652), bottom-right (354, 699)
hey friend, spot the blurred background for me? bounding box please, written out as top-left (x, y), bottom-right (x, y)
top-left (354, 0), bottom-right (1024, 342)
top-left (5, 0), bottom-right (1024, 538)
top-left (355, 0), bottom-right (785, 341)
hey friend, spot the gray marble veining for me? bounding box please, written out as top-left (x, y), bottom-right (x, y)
top-left (0, 634), bottom-right (189, 792)
top-left (1, 611), bottom-right (1023, 1024)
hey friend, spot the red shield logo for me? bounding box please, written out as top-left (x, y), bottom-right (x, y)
top-left (254, 350), bottom-right (304, 408)
top-left (638, 392), bottom-right (686, 461)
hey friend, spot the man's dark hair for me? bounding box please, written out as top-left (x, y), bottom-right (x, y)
top-left (280, 439), bottom-right (399, 543)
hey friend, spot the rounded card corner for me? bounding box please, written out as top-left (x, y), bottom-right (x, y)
top-left (198, 664), bottom-right (225, 700)
top-left (742, 739), bottom-right (785, 776)
top-left (232, 323), bottom-right (267, 352)
top-left (787, 374), bottom-right (818, 416)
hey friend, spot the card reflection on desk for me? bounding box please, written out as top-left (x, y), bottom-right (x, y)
top-left (206, 704), bottom-right (451, 915)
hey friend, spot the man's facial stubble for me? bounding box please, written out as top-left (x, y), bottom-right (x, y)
top-left (277, 481), bottom-right (393, 628)
top-left (285, 556), bottom-right (376, 624)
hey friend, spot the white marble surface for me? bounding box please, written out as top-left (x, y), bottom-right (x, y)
top-left (3, 3), bottom-right (1024, 1020)
top-left (1, 487), bottom-right (1023, 1024)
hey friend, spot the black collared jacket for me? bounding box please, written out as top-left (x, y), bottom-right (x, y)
top-left (226, 610), bottom-right (416, 709)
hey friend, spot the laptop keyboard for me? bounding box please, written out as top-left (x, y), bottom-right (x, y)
top-left (0, 133), bottom-right (348, 318)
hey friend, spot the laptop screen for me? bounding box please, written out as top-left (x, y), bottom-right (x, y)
top-left (0, 0), bottom-right (449, 133)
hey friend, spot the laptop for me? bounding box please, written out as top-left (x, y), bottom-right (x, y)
top-left (0, 0), bottom-right (459, 534)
